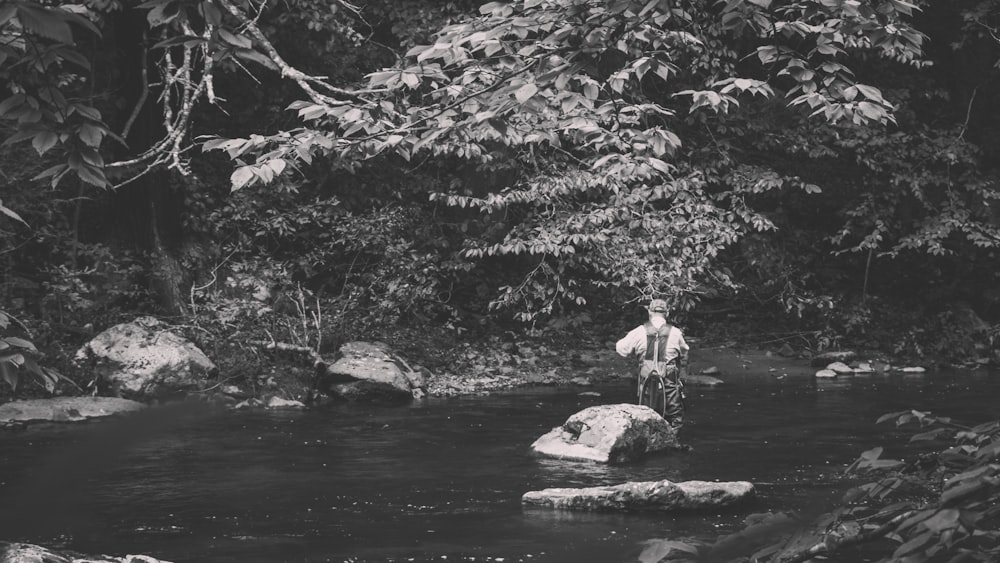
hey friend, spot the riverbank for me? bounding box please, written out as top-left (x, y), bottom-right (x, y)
top-left (0, 314), bottom-right (950, 406)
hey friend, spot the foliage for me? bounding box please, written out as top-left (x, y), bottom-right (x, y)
top-left (0, 310), bottom-right (70, 395)
top-left (1, 0), bottom-right (999, 357)
top-left (640, 410), bottom-right (1000, 562)
top-left (207, 0), bottom-right (927, 318)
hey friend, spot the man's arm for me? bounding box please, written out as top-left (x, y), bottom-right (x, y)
top-left (615, 325), bottom-right (645, 357)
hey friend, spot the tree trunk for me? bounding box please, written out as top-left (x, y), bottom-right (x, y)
top-left (109, 10), bottom-right (190, 316)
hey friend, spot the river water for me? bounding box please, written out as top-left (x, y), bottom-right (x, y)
top-left (1, 369), bottom-right (998, 563)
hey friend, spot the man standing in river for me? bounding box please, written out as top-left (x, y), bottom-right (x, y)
top-left (616, 299), bottom-right (689, 428)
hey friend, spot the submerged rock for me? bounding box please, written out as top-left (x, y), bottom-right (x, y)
top-left (522, 479), bottom-right (754, 512)
top-left (75, 316), bottom-right (216, 400)
top-left (0, 397), bottom-right (145, 423)
top-left (530, 403), bottom-right (680, 464)
top-left (0, 541), bottom-right (169, 562)
top-left (684, 374), bottom-right (723, 387)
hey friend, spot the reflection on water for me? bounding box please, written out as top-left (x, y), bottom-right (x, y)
top-left (1, 369), bottom-right (997, 562)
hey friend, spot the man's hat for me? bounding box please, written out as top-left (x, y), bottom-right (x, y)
top-left (648, 299), bottom-right (668, 313)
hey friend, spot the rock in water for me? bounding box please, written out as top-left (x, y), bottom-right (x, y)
top-left (683, 374), bottom-right (723, 387)
top-left (75, 316), bottom-right (216, 400)
top-left (320, 341), bottom-right (415, 401)
top-left (522, 479), bottom-right (754, 512)
top-left (530, 403), bottom-right (680, 464)
top-left (826, 362), bottom-right (854, 374)
top-left (0, 541), bottom-right (170, 562)
top-left (810, 350), bottom-right (857, 367)
top-left (0, 397), bottom-right (145, 423)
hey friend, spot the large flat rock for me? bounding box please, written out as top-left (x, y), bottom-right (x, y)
top-left (0, 541), bottom-right (169, 562)
top-left (0, 397), bottom-right (145, 423)
top-left (522, 479), bottom-right (755, 512)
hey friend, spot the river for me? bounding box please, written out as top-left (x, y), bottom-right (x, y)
top-left (1, 369), bottom-right (998, 563)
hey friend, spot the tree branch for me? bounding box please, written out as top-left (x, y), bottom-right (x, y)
top-left (780, 510), bottom-right (917, 563)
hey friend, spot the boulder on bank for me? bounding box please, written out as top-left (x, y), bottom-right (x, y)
top-left (522, 479), bottom-right (754, 512)
top-left (530, 403), bottom-right (680, 464)
top-left (75, 317), bottom-right (216, 400)
top-left (0, 397), bottom-right (144, 423)
top-left (810, 350), bottom-right (857, 367)
top-left (318, 341), bottom-right (419, 401)
top-left (0, 541), bottom-right (169, 562)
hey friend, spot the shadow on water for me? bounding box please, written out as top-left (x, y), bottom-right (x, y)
top-left (1, 368), bottom-right (998, 562)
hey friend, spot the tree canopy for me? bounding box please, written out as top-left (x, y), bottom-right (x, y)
top-left (1, 0), bottom-right (999, 370)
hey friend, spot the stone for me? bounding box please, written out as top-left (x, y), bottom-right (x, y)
top-left (826, 362), bottom-right (854, 374)
top-left (75, 316), bottom-right (216, 401)
top-left (569, 377), bottom-right (593, 386)
top-left (683, 374), bottom-right (723, 387)
top-left (0, 397), bottom-right (145, 423)
top-left (232, 398), bottom-right (264, 410)
top-left (700, 366), bottom-right (721, 375)
top-left (810, 350), bottom-right (857, 367)
top-left (777, 343), bottom-right (796, 357)
top-left (522, 479), bottom-right (754, 512)
top-left (0, 541), bottom-right (170, 562)
top-left (266, 397), bottom-right (306, 409)
top-left (853, 362), bottom-right (875, 374)
top-left (403, 366), bottom-right (428, 390)
top-left (530, 403), bottom-right (680, 464)
top-left (321, 341), bottom-right (413, 402)
top-left (897, 366), bottom-right (927, 373)
top-left (815, 369), bottom-right (837, 378)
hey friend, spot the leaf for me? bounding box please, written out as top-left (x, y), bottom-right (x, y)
top-left (0, 94), bottom-right (25, 117)
top-left (910, 428), bottom-right (948, 442)
top-left (71, 104), bottom-right (101, 121)
top-left (860, 446), bottom-right (884, 460)
top-left (3, 337), bottom-right (37, 352)
top-left (32, 131), bottom-right (58, 155)
top-left (892, 530), bottom-right (932, 558)
top-left (78, 123), bottom-right (104, 147)
top-left (748, 0), bottom-right (773, 7)
top-left (0, 4), bottom-right (17, 26)
top-left (266, 159), bottom-right (286, 176)
top-left (856, 84), bottom-right (884, 102)
top-left (32, 164), bottom-right (69, 181)
top-left (233, 48), bottom-right (280, 71)
top-left (0, 361), bottom-right (18, 391)
top-left (17, 5), bottom-right (74, 44)
top-left (231, 166), bottom-right (255, 191)
top-left (200, 1), bottom-right (222, 26)
top-left (514, 83), bottom-right (538, 104)
top-left (940, 477), bottom-right (988, 505)
top-left (0, 199), bottom-right (29, 226)
top-left (218, 28), bottom-right (252, 49)
top-left (921, 509), bottom-right (960, 533)
top-left (401, 72), bottom-right (421, 88)
top-left (76, 163), bottom-right (108, 188)
top-left (147, 1), bottom-right (180, 26)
